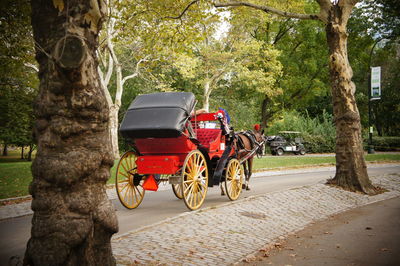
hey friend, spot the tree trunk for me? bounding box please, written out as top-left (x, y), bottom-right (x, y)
top-left (325, 4), bottom-right (376, 195)
top-left (26, 1), bottom-right (118, 265)
top-left (203, 81), bottom-right (211, 112)
top-left (260, 95), bottom-right (269, 130)
top-left (20, 145), bottom-right (24, 160)
top-left (109, 106), bottom-right (120, 159)
top-left (3, 143), bottom-right (8, 156)
top-left (27, 144), bottom-right (34, 161)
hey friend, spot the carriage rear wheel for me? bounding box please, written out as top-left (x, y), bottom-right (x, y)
top-left (224, 159), bottom-right (244, 201)
top-left (182, 150), bottom-right (208, 210)
top-left (115, 151), bottom-right (145, 209)
top-left (172, 184), bottom-right (183, 199)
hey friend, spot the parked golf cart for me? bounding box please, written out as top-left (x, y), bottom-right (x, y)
top-left (266, 131), bottom-right (306, 156)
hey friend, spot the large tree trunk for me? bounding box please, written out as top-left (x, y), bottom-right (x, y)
top-left (26, 1), bottom-right (118, 265)
top-left (325, 3), bottom-right (376, 195)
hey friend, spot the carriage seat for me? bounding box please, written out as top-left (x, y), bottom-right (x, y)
top-left (195, 129), bottom-right (222, 151)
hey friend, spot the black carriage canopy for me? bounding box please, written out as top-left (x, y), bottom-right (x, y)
top-left (119, 92), bottom-right (196, 138)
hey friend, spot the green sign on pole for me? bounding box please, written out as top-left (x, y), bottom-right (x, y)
top-left (371, 66), bottom-right (381, 100)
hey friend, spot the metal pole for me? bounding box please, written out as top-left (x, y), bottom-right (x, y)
top-left (368, 70), bottom-right (375, 154)
top-left (367, 39), bottom-right (382, 154)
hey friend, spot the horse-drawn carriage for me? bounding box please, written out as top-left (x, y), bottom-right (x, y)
top-left (115, 92), bottom-right (265, 210)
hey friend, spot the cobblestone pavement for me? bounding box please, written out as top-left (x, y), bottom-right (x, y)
top-left (111, 174), bottom-right (400, 265)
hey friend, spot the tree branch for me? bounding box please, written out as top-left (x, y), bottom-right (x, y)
top-left (291, 63), bottom-right (326, 100)
top-left (316, 0), bottom-right (332, 23)
top-left (104, 53), bottom-right (114, 87)
top-left (273, 19), bottom-right (294, 45)
top-left (121, 56), bottom-right (151, 86)
top-left (214, 1), bottom-right (321, 21)
top-left (164, 0), bottom-right (199, 19)
top-left (98, 66), bottom-right (113, 108)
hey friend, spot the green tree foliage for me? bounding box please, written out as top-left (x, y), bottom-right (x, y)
top-left (226, 1), bottom-right (330, 128)
top-left (173, 35), bottom-right (282, 111)
top-left (347, 0), bottom-right (400, 136)
top-left (0, 0), bottom-right (38, 155)
top-left (372, 43), bottom-right (400, 136)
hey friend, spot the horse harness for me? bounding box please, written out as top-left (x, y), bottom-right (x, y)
top-left (235, 131), bottom-right (265, 161)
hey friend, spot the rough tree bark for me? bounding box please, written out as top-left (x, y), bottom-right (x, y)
top-left (324, 2), bottom-right (376, 194)
top-left (26, 0), bottom-right (118, 265)
top-left (214, 0), bottom-right (377, 194)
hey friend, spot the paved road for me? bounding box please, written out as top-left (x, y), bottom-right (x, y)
top-left (0, 164), bottom-right (398, 264)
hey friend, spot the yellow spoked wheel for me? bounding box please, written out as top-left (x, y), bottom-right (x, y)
top-left (115, 151), bottom-right (145, 209)
top-left (172, 184), bottom-right (183, 199)
top-left (224, 159), bottom-right (244, 201)
top-left (182, 150), bottom-right (208, 210)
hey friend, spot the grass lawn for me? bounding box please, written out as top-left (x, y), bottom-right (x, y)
top-left (254, 153), bottom-right (400, 170)
top-left (1, 153), bottom-right (399, 200)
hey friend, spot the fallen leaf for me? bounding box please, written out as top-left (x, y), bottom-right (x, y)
top-left (380, 248), bottom-right (389, 252)
top-left (242, 255), bottom-right (256, 263)
top-left (289, 253), bottom-right (297, 257)
top-left (324, 232), bottom-right (332, 235)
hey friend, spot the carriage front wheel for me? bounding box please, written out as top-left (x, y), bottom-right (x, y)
top-left (182, 150), bottom-right (208, 210)
top-left (225, 159), bottom-right (244, 201)
top-left (115, 151), bottom-right (145, 209)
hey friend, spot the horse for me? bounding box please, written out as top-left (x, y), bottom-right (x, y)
top-left (221, 124), bottom-right (266, 195)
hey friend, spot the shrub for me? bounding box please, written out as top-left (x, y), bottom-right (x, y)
top-left (364, 136), bottom-right (400, 151)
top-left (267, 110), bottom-right (336, 153)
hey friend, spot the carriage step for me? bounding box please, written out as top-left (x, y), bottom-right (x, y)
top-left (168, 175), bottom-right (182, 185)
